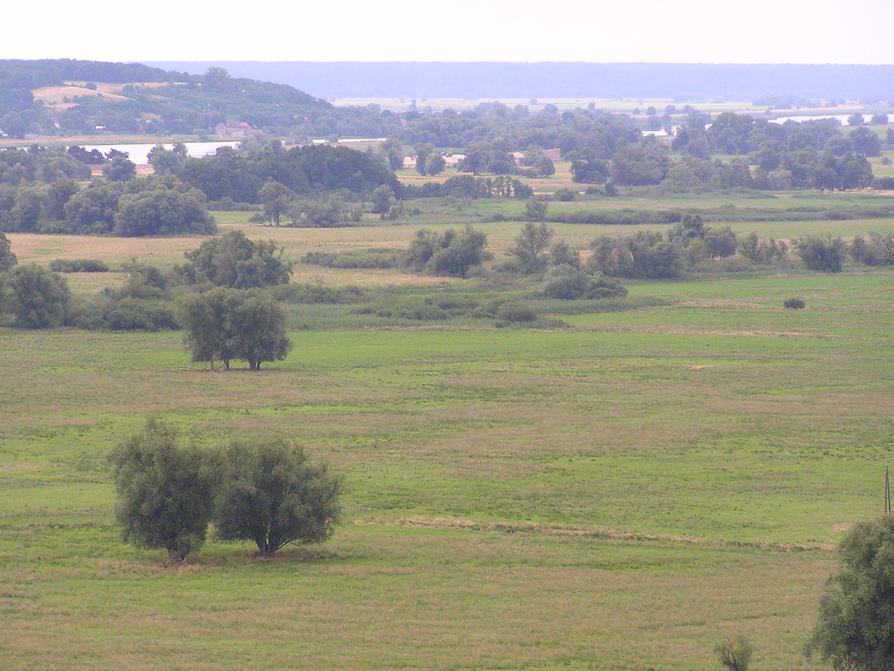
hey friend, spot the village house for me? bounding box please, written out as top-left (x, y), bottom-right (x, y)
top-left (214, 121), bottom-right (254, 138)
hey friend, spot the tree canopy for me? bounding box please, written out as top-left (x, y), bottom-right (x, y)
top-left (807, 516), bottom-right (894, 670)
top-left (109, 419), bottom-right (216, 565)
top-left (213, 440), bottom-right (342, 557)
top-left (2, 264), bottom-right (70, 328)
top-left (0, 232), bottom-right (16, 272)
top-left (179, 287), bottom-right (292, 370)
top-left (181, 230), bottom-right (292, 288)
top-left (114, 184), bottom-right (216, 236)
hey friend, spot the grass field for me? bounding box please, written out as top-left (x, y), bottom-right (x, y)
top-left (2, 191), bottom-right (894, 669)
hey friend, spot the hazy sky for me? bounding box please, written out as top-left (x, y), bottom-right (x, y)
top-left (5, 0), bottom-right (893, 64)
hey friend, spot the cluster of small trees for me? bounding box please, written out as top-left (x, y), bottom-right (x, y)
top-left (587, 215), bottom-right (786, 279)
top-left (0, 230), bottom-right (299, 340)
top-left (403, 175), bottom-right (533, 200)
top-left (589, 231), bottom-right (686, 279)
top-left (851, 232), bottom-right (894, 266)
top-left (174, 231), bottom-right (294, 369)
top-left (255, 179), bottom-right (366, 227)
top-left (408, 143), bottom-right (446, 176)
top-left (795, 233), bottom-right (894, 272)
top-left (111, 419), bottom-right (341, 565)
top-left (0, 145), bottom-right (90, 185)
top-left (543, 264), bottom-right (627, 300)
top-left (500, 223), bottom-right (627, 299)
top-left (0, 174), bottom-right (216, 236)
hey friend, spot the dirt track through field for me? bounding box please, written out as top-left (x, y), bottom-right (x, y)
top-left (356, 516), bottom-right (836, 552)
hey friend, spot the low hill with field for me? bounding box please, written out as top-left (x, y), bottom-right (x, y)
top-left (0, 59), bottom-right (383, 140)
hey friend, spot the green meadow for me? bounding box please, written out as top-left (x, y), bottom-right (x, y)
top-left (2, 189), bottom-right (894, 669)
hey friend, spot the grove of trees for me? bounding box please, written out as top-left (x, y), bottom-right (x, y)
top-left (110, 420), bottom-right (341, 564)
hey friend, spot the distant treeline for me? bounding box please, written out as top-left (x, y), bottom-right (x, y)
top-left (0, 142), bottom-right (397, 235)
top-left (149, 62), bottom-right (894, 103)
top-left (541, 205), bottom-right (894, 226)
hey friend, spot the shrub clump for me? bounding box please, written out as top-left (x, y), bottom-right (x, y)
top-left (784, 298), bottom-right (806, 309)
top-left (495, 302), bottom-right (537, 323)
top-left (273, 282), bottom-right (364, 304)
top-left (354, 297), bottom-right (450, 321)
top-left (49, 258), bottom-right (110, 273)
top-left (75, 297), bottom-right (179, 331)
top-left (303, 249), bottom-right (402, 270)
top-left (543, 265), bottom-right (628, 300)
top-left (404, 226), bottom-right (488, 277)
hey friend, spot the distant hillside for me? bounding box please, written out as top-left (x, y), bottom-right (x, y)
top-left (149, 62), bottom-right (894, 104)
top-left (0, 59), bottom-right (385, 139)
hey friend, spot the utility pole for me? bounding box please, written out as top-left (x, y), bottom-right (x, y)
top-left (886, 466), bottom-right (891, 515)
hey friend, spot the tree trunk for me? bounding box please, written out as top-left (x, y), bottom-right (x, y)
top-left (164, 548), bottom-right (187, 566)
top-left (255, 540), bottom-right (276, 558)
top-left (223, 359), bottom-right (230, 370)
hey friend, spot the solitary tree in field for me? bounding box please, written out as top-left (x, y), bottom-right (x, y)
top-left (179, 288), bottom-right (291, 370)
top-left (258, 179), bottom-right (295, 226)
top-left (414, 143), bottom-right (435, 175)
top-left (806, 516), bottom-right (894, 670)
top-left (214, 440), bottom-right (342, 557)
top-left (110, 420), bottom-right (216, 566)
top-left (510, 221), bottom-right (554, 273)
top-left (524, 198), bottom-right (548, 222)
top-left (370, 185), bottom-right (396, 219)
top-left (381, 138), bottom-right (404, 171)
top-left (715, 635), bottom-right (753, 671)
